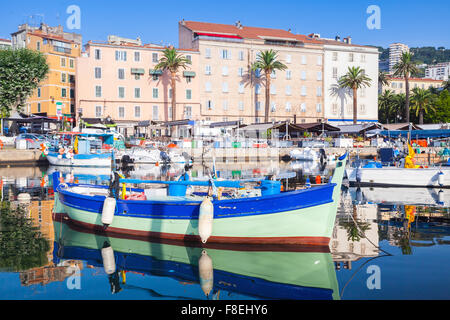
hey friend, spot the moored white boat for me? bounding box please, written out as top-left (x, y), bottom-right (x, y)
top-left (357, 187), bottom-right (450, 207)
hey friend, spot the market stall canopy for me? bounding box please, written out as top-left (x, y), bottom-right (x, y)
top-left (378, 129), bottom-right (450, 139)
top-left (383, 123), bottom-right (422, 131)
top-left (293, 122), bottom-right (340, 133)
top-left (81, 118), bottom-right (117, 128)
top-left (333, 123), bottom-right (384, 135)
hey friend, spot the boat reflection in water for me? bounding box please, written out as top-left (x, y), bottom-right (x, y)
top-left (53, 214), bottom-right (340, 300)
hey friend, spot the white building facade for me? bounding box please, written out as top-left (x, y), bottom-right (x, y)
top-left (425, 62), bottom-right (450, 81)
top-left (389, 43), bottom-right (409, 73)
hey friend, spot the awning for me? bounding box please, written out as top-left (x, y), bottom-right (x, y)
top-left (183, 71), bottom-right (196, 77)
top-left (150, 69), bottom-right (163, 75)
top-left (131, 68), bottom-right (145, 75)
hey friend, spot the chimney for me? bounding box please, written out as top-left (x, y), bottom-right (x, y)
top-left (343, 36), bottom-right (352, 44)
top-left (235, 20), bottom-right (243, 29)
top-left (335, 35), bottom-right (340, 41)
top-left (181, 19), bottom-right (185, 25)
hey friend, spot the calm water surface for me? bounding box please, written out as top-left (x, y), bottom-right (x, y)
top-left (0, 161), bottom-right (449, 300)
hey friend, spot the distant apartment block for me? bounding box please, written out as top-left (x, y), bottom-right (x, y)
top-left (425, 62), bottom-right (450, 81)
top-left (76, 36), bottom-right (199, 136)
top-left (389, 43), bottom-right (409, 73)
top-left (382, 76), bottom-right (443, 94)
top-left (0, 38), bottom-right (11, 50)
top-left (309, 34), bottom-right (379, 124)
top-left (11, 23), bottom-right (82, 119)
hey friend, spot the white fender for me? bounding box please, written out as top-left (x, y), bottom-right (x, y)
top-left (102, 197), bottom-right (116, 226)
top-left (101, 246), bottom-right (116, 275)
top-left (198, 250), bottom-right (213, 297)
top-left (17, 193), bottom-right (31, 203)
top-left (198, 197), bottom-right (214, 243)
top-left (438, 190), bottom-right (444, 205)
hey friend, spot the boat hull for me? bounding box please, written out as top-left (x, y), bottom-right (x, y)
top-left (47, 152), bottom-right (112, 167)
top-left (346, 167), bottom-right (450, 188)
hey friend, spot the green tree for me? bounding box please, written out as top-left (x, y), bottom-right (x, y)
top-left (425, 90), bottom-right (450, 123)
top-left (378, 71), bottom-right (390, 88)
top-left (154, 47), bottom-right (191, 129)
top-left (0, 48), bottom-right (49, 116)
top-left (338, 66), bottom-right (372, 124)
top-left (410, 88), bottom-right (436, 124)
top-left (378, 89), bottom-right (396, 123)
top-left (393, 52), bottom-right (419, 123)
top-left (251, 50), bottom-right (287, 123)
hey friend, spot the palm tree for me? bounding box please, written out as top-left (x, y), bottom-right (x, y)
top-left (378, 71), bottom-right (390, 89)
top-left (154, 47), bottom-right (191, 129)
top-left (338, 66), bottom-right (372, 124)
top-left (378, 89), bottom-right (396, 123)
top-left (442, 79), bottom-right (450, 92)
top-left (393, 52), bottom-right (419, 124)
top-left (251, 50), bottom-right (287, 123)
top-left (411, 88), bottom-right (436, 124)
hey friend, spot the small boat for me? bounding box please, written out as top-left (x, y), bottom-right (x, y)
top-left (45, 132), bottom-right (114, 168)
top-left (120, 147), bottom-right (190, 165)
top-left (290, 147), bottom-right (320, 161)
top-left (52, 154), bottom-right (348, 246)
top-left (53, 217), bottom-right (340, 299)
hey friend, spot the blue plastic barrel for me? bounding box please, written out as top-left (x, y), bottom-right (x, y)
top-left (259, 180), bottom-right (281, 196)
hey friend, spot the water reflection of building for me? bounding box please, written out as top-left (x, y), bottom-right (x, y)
top-left (331, 191), bottom-right (380, 269)
top-left (19, 261), bottom-right (83, 287)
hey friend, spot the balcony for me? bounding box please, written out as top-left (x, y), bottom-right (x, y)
top-left (53, 46), bottom-right (72, 54)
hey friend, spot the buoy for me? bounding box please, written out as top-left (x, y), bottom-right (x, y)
top-left (305, 177), bottom-right (311, 188)
top-left (17, 193), bottom-right (31, 203)
top-left (438, 171), bottom-right (444, 187)
top-left (198, 197), bottom-right (214, 243)
top-left (101, 245), bottom-right (116, 275)
top-left (57, 154), bottom-right (63, 159)
top-left (198, 250), bottom-right (214, 297)
top-left (315, 175), bottom-right (321, 184)
top-left (102, 197), bottom-right (116, 226)
top-left (438, 190), bottom-right (444, 205)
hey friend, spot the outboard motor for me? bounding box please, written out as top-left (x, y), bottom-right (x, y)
top-left (319, 148), bottom-right (327, 165)
top-left (121, 154), bottom-right (134, 166)
top-left (160, 151), bottom-right (170, 163)
top-left (108, 172), bottom-right (121, 199)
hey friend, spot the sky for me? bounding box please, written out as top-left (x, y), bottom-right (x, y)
top-left (0, 0), bottom-right (449, 49)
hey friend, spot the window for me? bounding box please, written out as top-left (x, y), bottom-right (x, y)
top-left (332, 52), bottom-right (338, 61)
top-left (285, 102), bottom-right (292, 112)
top-left (317, 71), bottom-right (322, 81)
top-left (37, 103), bottom-right (41, 113)
top-left (134, 52), bottom-right (140, 62)
top-left (286, 70), bottom-right (292, 80)
top-left (300, 103), bottom-right (306, 113)
top-left (115, 51), bottom-right (127, 61)
top-left (238, 67), bottom-right (244, 77)
top-left (95, 49), bottom-right (101, 60)
top-left (186, 89), bottom-right (192, 100)
top-left (286, 85), bottom-right (292, 96)
top-left (135, 74), bottom-right (141, 80)
top-left (332, 67), bottom-right (338, 79)
top-left (332, 103), bottom-right (338, 114)
top-left (185, 55), bottom-right (192, 63)
top-left (153, 88), bottom-right (158, 98)
top-left (135, 88), bottom-right (141, 98)
top-left (238, 83), bottom-right (244, 94)
top-left (238, 50), bottom-right (244, 61)
top-left (317, 86), bottom-right (322, 97)
top-left (69, 75), bottom-right (75, 83)
top-left (222, 66), bottom-right (228, 76)
top-left (184, 106), bottom-right (192, 119)
top-left (270, 70), bottom-right (276, 79)
top-left (69, 59), bottom-right (74, 68)
top-left (61, 73), bottom-right (66, 83)
top-left (37, 88), bottom-right (41, 98)
top-left (61, 57), bottom-right (66, 67)
top-left (221, 49), bottom-right (230, 59)
top-left (152, 53), bottom-right (158, 63)
top-left (206, 100), bottom-right (213, 110)
top-left (316, 103), bottom-right (322, 113)
top-left (205, 65), bottom-right (211, 75)
top-left (118, 106), bottom-right (125, 118)
top-left (359, 87), bottom-right (366, 97)
top-left (70, 89), bottom-right (74, 99)
top-left (134, 106), bottom-right (141, 118)
top-left (270, 84), bottom-right (276, 95)
top-left (118, 68), bottom-right (125, 80)
top-left (256, 101), bottom-right (261, 111)
top-left (301, 55), bottom-right (306, 64)
top-left (255, 84), bottom-right (261, 95)
top-left (118, 87), bottom-right (125, 98)
top-left (95, 67), bottom-right (102, 79)
top-left (301, 71), bottom-right (306, 80)
top-left (95, 106), bottom-right (102, 117)
top-left (359, 104), bottom-right (366, 114)
top-left (222, 82), bottom-right (229, 93)
top-left (271, 102), bottom-right (276, 112)
top-left (349, 53), bottom-right (354, 62)
top-left (95, 86), bottom-right (102, 97)
top-left (392, 83), bottom-right (398, 88)
top-left (286, 54), bottom-right (292, 63)
top-left (36, 41), bottom-right (40, 51)
top-left (301, 86), bottom-right (307, 96)
top-left (205, 82), bottom-right (212, 92)
top-left (399, 83), bottom-right (403, 88)
top-left (361, 54), bottom-right (366, 62)
top-left (205, 48), bottom-right (211, 58)
top-left (317, 55), bottom-right (322, 65)
top-left (254, 69), bottom-right (261, 78)
top-left (152, 105), bottom-right (159, 120)
top-left (222, 100), bottom-right (228, 110)
top-left (238, 101), bottom-right (244, 111)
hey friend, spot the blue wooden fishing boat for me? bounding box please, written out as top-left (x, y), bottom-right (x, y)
top-left (52, 153), bottom-right (348, 246)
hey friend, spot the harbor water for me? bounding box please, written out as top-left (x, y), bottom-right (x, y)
top-left (0, 160), bottom-right (449, 300)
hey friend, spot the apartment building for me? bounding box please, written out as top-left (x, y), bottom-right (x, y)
top-left (11, 23), bottom-right (82, 119)
top-left (389, 43), bottom-right (409, 73)
top-left (76, 36), bottom-right (199, 135)
top-left (382, 76), bottom-right (443, 94)
top-left (179, 20), bottom-right (325, 124)
top-left (312, 35), bottom-right (379, 124)
top-left (0, 38), bottom-right (11, 50)
top-left (425, 62), bottom-right (450, 81)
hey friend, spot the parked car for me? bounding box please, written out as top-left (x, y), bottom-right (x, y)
top-left (15, 134), bottom-right (47, 150)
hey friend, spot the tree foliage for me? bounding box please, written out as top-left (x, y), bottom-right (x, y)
top-left (0, 48), bottom-right (49, 117)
